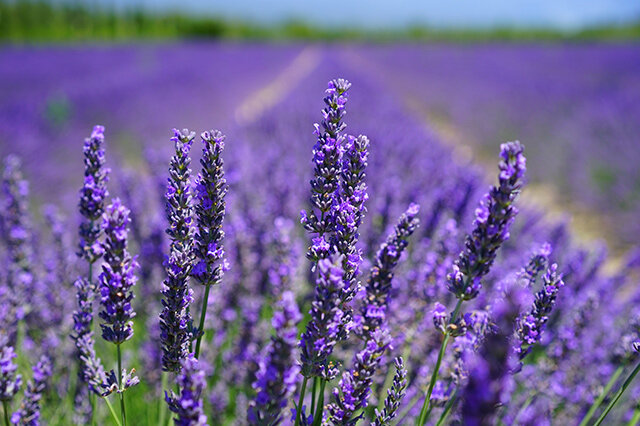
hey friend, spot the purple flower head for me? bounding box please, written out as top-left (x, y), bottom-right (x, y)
top-left (11, 355), bottom-right (52, 425)
top-left (160, 129), bottom-right (196, 373)
top-left (373, 357), bottom-right (408, 426)
top-left (302, 79), bottom-right (352, 263)
top-left (327, 328), bottom-right (392, 423)
top-left (520, 242), bottom-right (552, 288)
top-left (461, 286), bottom-right (524, 425)
top-left (0, 341), bottom-right (21, 402)
top-left (98, 199), bottom-right (138, 345)
top-left (165, 354), bottom-right (207, 426)
top-left (1, 155), bottom-right (34, 344)
top-left (515, 263), bottom-right (565, 361)
top-left (71, 277), bottom-right (107, 396)
top-left (248, 291), bottom-right (301, 425)
top-left (78, 125), bottom-right (111, 264)
top-left (447, 141), bottom-right (526, 301)
top-left (299, 256), bottom-right (347, 380)
top-left (192, 130), bottom-right (228, 287)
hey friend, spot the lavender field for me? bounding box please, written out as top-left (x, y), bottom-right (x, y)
top-left (0, 43), bottom-right (639, 425)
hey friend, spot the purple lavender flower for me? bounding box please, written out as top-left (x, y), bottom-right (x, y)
top-left (448, 141), bottom-right (526, 300)
top-left (515, 263), bottom-right (565, 360)
top-left (71, 278), bottom-right (106, 395)
top-left (248, 291), bottom-right (302, 425)
top-left (160, 129), bottom-right (196, 373)
top-left (301, 79), bottom-right (351, 262)
top-left (165, 354), bottom-right (207, 426)
top-left (373, 357), bottom-right (408, 426)
top-left (98, 199), bottom-right (138, 345)
top-left (192, 130), bottom-right (228, 287)
top-left (267, 218), bottom-right (297, 299)
top-left (0, 340), bottom-right (21, 403)
top-left (1, 155), bottom-right (33, 343)
top-left (327, 328), bottom-right (391, 424)
top-left (461, 287), bottom-right (526, 425)
top-left (520, 242), bottom-right (552, 288)
top-left (78, 125), bottom-right (110, 264)
top-left (359, 203), bottom-right (419, 338)
top-left (334, 133), bottom-right (369, 281)
top-left (327, 204), bottom-right (419, 422)
top-left (11, 355), bottom-right (52, 426)
top-left (299, 257), bottom-right (346, 380)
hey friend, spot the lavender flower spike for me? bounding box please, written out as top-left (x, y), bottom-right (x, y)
top-left (327, 204), bottom-right (419, 423)
top-left (72, 278), bottom-right (107, 395)
top-left (165, 354), bottom-right (207, 426)
top-left (248, 291), bottom-right (302, 425)
top-left (192, 130), bottom-right (228, 287)
top-left (0, 340), bottom-right (21, 403)
top-left (1, 155), bottom-right (33, 343)
top-left (160, 129), bottom-right (196, 373)
top-left (11, 355), bottom-right (52, 426)
top-left (99, 199), bottom-right (138, 345)
top-left (78, 125), bottom-right (110, 264)
top-left (373, 357), bottom-right (408, 426)
top-left (515, 263), bottom-right (565, 361)
top-left (448, 141), bottom-right (526, 300)
top-left (301, 79), bottom-right (351, 263)
top-left (299, 256), bottom-right (346, 380)
top-left (461, 287), bottom-right (526, 425)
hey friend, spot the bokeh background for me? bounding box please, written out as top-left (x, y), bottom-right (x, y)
top-left (1, 0), bottom-right (640, 253)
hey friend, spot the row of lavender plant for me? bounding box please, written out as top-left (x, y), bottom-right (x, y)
top-left (0, 76), bottom-right (639, 425)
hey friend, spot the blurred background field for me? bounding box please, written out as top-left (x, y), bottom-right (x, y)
top-left (1, 0), bottom-right (639, 252)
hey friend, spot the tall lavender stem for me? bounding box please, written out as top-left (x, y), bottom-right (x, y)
top-left (418, 141), bottom-right (526, 425)
top-left (73, 125), bottom-right (110, 422)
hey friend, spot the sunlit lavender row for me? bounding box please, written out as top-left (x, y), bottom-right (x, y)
top-left (0, 48), bottom-right (639, 426)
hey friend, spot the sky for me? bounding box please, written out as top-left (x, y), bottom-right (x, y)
top-left (93, 0), bottom-right (640, 30)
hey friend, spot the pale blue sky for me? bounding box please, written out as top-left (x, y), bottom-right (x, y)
top-left (94, 0), bottom-right (640, 29)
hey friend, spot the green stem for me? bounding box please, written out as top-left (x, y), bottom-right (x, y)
top-left (295, 377), bottom-right (308, 426)
top-left (3, 400), bottom-right (10, 426)
top-left (417, 299), bottom-right (463, 425)
top-left (312, 379), bottom-right (326, 426)
top-left (194, 284), bottom-right (212, 359)
top-left (117, 344), bottom-right (126, 426)
top-left (579, 365), bottom-right (624, 426)
top-left (90, 393), bottom-right (97, 426)
top-left (627, 406), bottom-right (640, 426)
top-left (436, 389), bottom-right (458, 426)
top-left (311, 378), bottom-right (318, 418)
top-left (595, 361), bottom-right (640, 426)
top-left (512, 394), bottom-right (535, 424)
top-left (159, 373), bottom-right (169, 426)
top-left (104, 397), bottom-right (122, 426)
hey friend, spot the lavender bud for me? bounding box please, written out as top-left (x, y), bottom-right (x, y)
top-left (98, 199), bottom-right (138, 345)
top-left (78, 125), bottom-right (110, 264)
top-left (248, 291), bottom-right (302, 425)
top-left (373, 357), bottom-right (408, 426)
top-left (448, 141), bottom-right (526, 300)
top-left (299, 256), bottom-right (346, 380)
top-left (165, 354), bottom-right (207, 426)
top-left (160, 129), bottom-right (196, 373)
top-left (0, 340), bottom-right (21, 403)
top-left (515, 263), bottom-right (565, 361)
top-left (192, 130), bottom-right (228, 287)
top-left (11, 355), bottom-right (52, 425)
